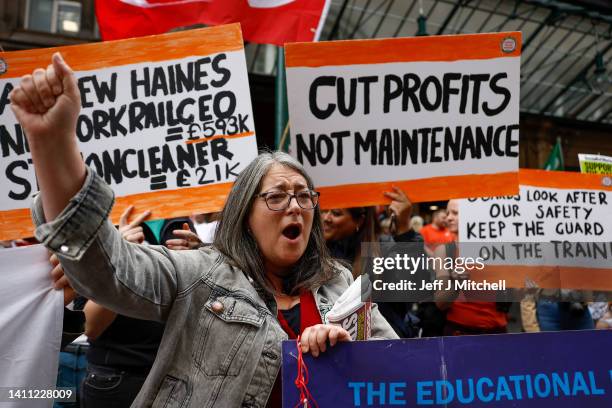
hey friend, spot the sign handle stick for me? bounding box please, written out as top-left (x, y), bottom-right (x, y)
top-left (279, 121), bottom-right (290, 152)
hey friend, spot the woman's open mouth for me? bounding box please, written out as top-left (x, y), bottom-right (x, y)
top-left (282, 224), bottom-right (302, 241)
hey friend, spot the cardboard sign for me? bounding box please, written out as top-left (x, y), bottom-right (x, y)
top-left (285, 32), bottom-right (521, 208)
top-left (579, 154), bottom-right (612, 175)
top-left (282, 330), bottom-right (612, 407)
top-left (0, 24), bottom-right (258, 240)
top-left (459, 169), bottom-right (612, 290)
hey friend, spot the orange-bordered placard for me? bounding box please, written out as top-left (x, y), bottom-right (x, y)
top-left (284, 32), bottom-right (522, 208)
top-left (459, 169), bottom-right (612, 290)
top-left (0, 24), bottom-right (258, 240)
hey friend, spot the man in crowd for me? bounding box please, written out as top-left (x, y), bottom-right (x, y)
top-left (420, 208), bottom-right (454, 256)
top-left (434, 200), bottom-right (510, 335)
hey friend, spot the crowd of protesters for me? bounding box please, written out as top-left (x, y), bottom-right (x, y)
top-left (5, 191), bottom-right (607, 407)
top-left (2, 52), bottom-right (609, 408)
top-left (3, 196), bottom-right (609, 407)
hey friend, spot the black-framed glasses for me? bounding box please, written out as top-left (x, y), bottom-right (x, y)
top-left (257, 190), bottom-right (320, 211)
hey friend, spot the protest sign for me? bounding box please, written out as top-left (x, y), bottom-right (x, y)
top-left (285, 32), bottom-right (521, 208)
top-left (0, 24), bottom-right (258, 240)
top-left (459, 169), bottom-right (612, 291)
top-left (579, 154), bottom-right (612, 175)
top-left (282, 330), bottom-right (611, 407)
top-left (0, 245), bottom-right (64, 407)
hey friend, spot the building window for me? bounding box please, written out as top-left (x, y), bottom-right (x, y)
top-left (26, 0), bottom-right (53, 32)
top-left (53, 1), bottom-right (82, 35)
top-left (26, 0), bottom-right (82, 36)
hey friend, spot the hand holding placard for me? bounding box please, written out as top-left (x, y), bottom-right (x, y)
top-left (49, 252), bottom-right (76, 306)
top-left (384, 186), bottom-right (413, 235)
top-left (118, 205), bottom-right (151, 244)
top-left (299, 324), bottom-right (351, 357)
top-left (166, 223), bottom-right (203, 250)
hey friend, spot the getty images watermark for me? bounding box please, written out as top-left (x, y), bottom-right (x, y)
top-left (371, 252), bottom-right (502, 292)
top-left (359, 242), bottom-right (612, 303)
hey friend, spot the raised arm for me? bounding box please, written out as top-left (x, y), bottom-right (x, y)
top-left (384, 186), bottom-right (413, 236)
top-left (10, 53), bottom-right (86, 222)
top-left (12, 54), bottom-right (212, 322)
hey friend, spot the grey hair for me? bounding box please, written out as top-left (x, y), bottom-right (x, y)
top-left (213, 151), bottom-right (337, 296)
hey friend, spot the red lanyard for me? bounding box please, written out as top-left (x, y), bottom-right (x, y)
top-left (276, 291), bottom-right (322, 339)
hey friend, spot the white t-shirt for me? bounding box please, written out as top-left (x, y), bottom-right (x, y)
top-left (194, 221), bottom-right (218, 244)
top-left (0, 245), bottom-right (63, 408)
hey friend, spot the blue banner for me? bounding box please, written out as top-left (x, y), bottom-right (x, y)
top-left (282, 330), bottom-right (611, 407)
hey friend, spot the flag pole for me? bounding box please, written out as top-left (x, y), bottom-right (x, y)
top-left (274, 46), bottom-right (289, 152)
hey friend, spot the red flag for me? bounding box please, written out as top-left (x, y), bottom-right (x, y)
top-left (95, 0), bottom-right (331, 45)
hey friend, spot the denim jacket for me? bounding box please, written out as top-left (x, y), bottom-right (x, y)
top-left (32, 169), bottom-right (398, 407)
